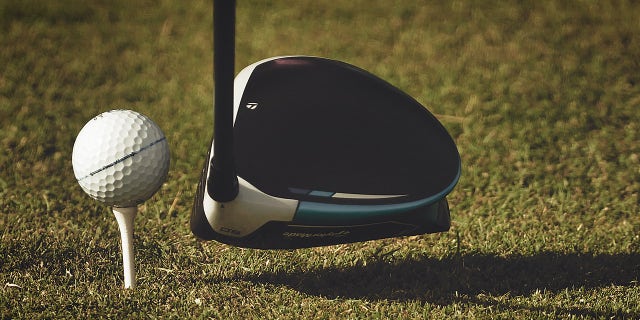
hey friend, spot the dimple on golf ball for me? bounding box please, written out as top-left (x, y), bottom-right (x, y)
top-left (72, 109), bottom-right (170, 207)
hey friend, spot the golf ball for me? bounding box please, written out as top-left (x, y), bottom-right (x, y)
top-left (72, 109), bottom-right (170, 207)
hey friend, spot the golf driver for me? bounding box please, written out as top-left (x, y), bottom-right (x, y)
top-left (191, 0), bottom-right (460, 249)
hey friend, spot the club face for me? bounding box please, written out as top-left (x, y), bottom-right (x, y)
top-left (191, 56), bottom-right (460, 249)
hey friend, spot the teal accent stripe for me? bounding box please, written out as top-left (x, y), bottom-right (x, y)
top-left (294, 164), bottom-right (461, 225)
top-left (309, 190), bottom-right (335, 197)
top-left (294, 198), bottom-right (436, 224)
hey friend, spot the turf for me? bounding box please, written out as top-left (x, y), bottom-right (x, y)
top-left (1, 0), bottom-right (639, 318)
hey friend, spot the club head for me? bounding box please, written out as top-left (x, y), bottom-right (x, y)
top-left (191, 56), bottom-right (460, 249)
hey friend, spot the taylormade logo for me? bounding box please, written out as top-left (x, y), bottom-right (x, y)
top-left (283, 231), bottom-right (350, 238)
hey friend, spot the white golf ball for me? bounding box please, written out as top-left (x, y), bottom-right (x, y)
top-left (72, 109), bottom-right (170, 207)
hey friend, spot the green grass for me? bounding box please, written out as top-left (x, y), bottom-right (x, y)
top-left (1, 0), bottom-right (639, 318)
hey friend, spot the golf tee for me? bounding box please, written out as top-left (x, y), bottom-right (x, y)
top-left (112, 206), bottom-right (137, 289)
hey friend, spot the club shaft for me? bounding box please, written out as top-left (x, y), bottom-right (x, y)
top-left (113, 207), bottom-right (137, 289)
top-left (209, 0), bottom-right (239, 202)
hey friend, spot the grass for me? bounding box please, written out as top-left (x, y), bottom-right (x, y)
top-left (1, 0), bottom-right (639, 318)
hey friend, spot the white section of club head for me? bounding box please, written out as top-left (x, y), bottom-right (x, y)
top-left (112, 206), bottom-right (137, 289)
top-left (203, 140), bottom-right (298, 237)
top-left (203, 177), bottom-right (298, 237)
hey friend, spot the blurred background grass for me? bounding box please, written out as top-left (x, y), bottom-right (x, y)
top-left (1, 0), bottom-right (639, 318)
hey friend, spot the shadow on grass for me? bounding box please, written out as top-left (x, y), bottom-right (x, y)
top-left (228, 252), bottom-right (640, 316)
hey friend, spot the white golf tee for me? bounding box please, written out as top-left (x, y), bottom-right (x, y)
top-left (112, 206), bottom-right (137, 289)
